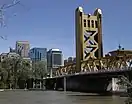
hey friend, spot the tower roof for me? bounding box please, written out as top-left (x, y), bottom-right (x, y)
top-left (76, 6), bottom-right (83, 12)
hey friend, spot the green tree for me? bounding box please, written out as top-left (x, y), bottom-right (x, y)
top-left (17, 59), bottom-right (32, 89)
top-left (33, 60), bottom-right (47, 79)
top-left (0, 56), bottom-right (32, 89)
top-left (0, 58), bottom-right (12, 88)
top-left (32, 60), bottom-right (47, 88)
top-left (18, 60), bottom-right (32, 80)
top-left (118, 75), bottom-right (132, 104)
top-left (0, 62), bottom-right (8, 88)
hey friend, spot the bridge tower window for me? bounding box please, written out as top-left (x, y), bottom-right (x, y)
top-left (84, 19), bottom-right (86, 27)
top-left (95, 21), bottom-right (98, 28)
top-left (91, 20), bottom-right (94, 28)
top-left (88, 20), bottom-right (90, 27)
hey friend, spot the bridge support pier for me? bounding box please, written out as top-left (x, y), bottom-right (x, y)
top-left (45, 72), bottom-right (132, 95)
top-left (65, 75), bottom-right (112, 94)
top-left (111, 78), bottom-right (127, 94)
top-left (45, 75), bottom-right (113, 95)
top-left (64, 77), bottom-right (66, 92)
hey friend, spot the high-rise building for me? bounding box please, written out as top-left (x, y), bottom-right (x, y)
top-left (16, 41), bottom-right (30, 58)
top-left (29, 48), bottom-right (47, 73)
top-left (29, 48), bottom-right (47, 62)
top-left (47, 49), bottom-right (63, 75)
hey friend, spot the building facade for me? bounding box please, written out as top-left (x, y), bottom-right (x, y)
top-left (29, 48), bottom-right (47, 62)
top-left (47, 49), bottom-right (63, 75)
top-left (16, 41), bottom-right (30, 58)
top-left (64, 57), bottom-right (76, 65)
top-left (64, 59), bottom-right (68, 65)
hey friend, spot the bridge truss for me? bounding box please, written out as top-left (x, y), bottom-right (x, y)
top-left (56, 55), bottom-right (132, 77)
top-left (53, 7), bottom-right (132, 78)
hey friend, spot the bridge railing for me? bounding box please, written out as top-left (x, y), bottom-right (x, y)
top-left (55, 55), bottom-right (132, 77)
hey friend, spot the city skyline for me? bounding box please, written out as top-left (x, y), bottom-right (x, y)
top-left (0, 0), bottom-right (131, 59)
top-left (0, 40), bottom-right (70, 59)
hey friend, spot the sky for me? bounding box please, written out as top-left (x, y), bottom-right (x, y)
top-left (0, 0), bottom-right (132, 59)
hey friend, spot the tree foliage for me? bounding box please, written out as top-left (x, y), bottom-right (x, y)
top-left (118, 75), bottom-right (132, 104)
top-left (0, 57), bottom-right (32, 89)
top-left (0, 56), bottom-right (47, 89)
top-left (32, 60), bottom-right (47, 79)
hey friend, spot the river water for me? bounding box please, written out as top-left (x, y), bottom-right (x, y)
top-left (0, 90), bottom-right (127, 104)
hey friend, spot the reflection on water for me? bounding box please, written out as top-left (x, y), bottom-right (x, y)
top-left (0, 90), bottom-right (127, 104)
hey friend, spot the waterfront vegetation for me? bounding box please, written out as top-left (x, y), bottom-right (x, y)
top-left (0, 57), bottom-right (47, 89)
top-left (118, 75), bottom-right (132, 104)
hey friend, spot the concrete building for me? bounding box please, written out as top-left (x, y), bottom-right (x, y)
top-left (29, 48), bottom-right (47, 62)
top-left (68, 57), bottom-right (74, 63)
top-left (64, 59), bottom-right (68, 65)
top-left (16, 41), bottom-right (30, 58)
top-left (47, 49), bottom-right (63, 76)
top-left (64, 57), bottom-right (76, 65)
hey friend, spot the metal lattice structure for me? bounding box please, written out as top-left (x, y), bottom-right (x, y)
top-left (75, 7), bottom-right (103, 72)
top-left (56, 54), bottom-right (132, 77)
top-left (53, 7), bottom-right (132, 78)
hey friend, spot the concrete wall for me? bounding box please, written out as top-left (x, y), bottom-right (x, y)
top-left (112, 78), bottom-right (127, 92)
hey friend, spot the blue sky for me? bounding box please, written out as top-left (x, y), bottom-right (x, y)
top-left (0, 0), bottom-right (132, 59)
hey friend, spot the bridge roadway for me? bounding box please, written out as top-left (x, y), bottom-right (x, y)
top-left (44, 67), bottom-right (132, 94)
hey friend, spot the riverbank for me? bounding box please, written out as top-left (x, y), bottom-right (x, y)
top-left (28, 88), bottom-right (46, 91)
top-left (0, 90), bottom-right (127, 104)
top-left (0, 89), bottom-right (4, 92)
top-left (0, 88), bottom-right (128, 97)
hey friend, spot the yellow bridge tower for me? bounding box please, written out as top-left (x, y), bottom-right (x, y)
top-left (75, 7), bottom-right (103, 72)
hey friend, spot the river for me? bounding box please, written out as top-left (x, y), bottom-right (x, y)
top-left (0, 90), bottom-right (127, 104)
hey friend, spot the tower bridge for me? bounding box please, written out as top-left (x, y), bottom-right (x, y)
top-left (44, 7), bottom-right (132, 94)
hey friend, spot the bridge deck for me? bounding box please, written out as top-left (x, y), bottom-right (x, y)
top-left (45, 67), bottom-right (132, 79)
